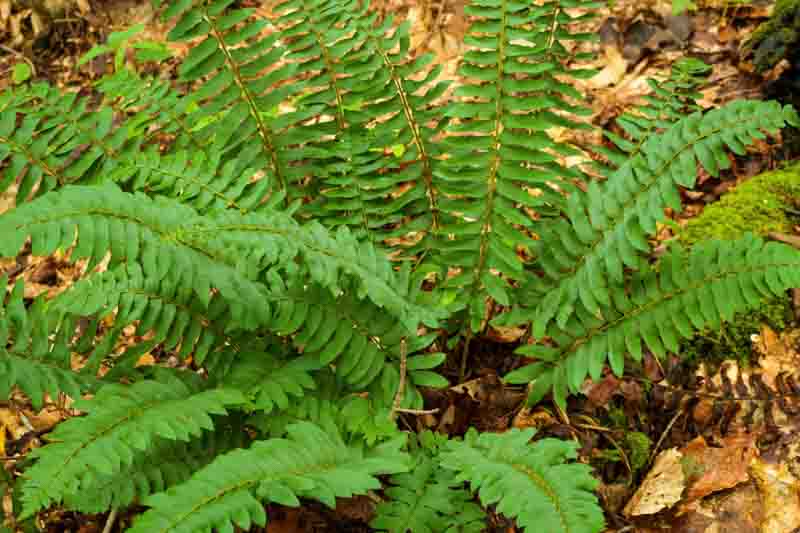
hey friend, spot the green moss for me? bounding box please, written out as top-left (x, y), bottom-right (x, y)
top-left (677, 162), bottom-right (800, 368)
top-left (624, 432), bottom-right (651, 474)
top-left (679, 162), bottom-right (800, 247)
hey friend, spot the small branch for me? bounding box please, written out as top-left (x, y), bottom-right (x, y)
top-left (102, 509), bottom-right (118, 533)
top-left (389, 338), bottom-right (408, 420)
top-left (0, 45), bottom-right (36, 77)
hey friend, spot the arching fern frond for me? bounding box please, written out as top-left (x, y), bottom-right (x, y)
top-left (127, 421), bottom-right (409, 533)
top-left (62, 415), bottom-right (249, 514)
top-left (20, 379), bottom-right (246, 518)
top-left (439, 427), bottom-right (603, 533)
top-left (0, 83), bottom-right (141, 203)
top-left (594, 57), bottom-right (710, 173)
top-left (506, 235), bottom-right (800, 409)
top-left (529, 100), bottom-right (799, 338)
top-left (0, 184), bottom-right (436, 331)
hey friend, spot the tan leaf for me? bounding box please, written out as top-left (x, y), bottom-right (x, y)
top-left (624, 448), bottom-right (686, 517)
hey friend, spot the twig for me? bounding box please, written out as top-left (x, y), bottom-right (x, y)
top-left (394, 407), bottom-right (440, 415)
top-left (389, 338), bottom-right (408, 420)
top-left (648, 408), bottom-right (684, 467)
top-left (0, 45), bottom-right (36, 77)
top-left (102, 509), bottom-right (118, 533)
top-left (458, 329), bottom-right (473, 382)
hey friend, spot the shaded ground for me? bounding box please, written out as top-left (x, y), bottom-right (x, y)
top-left (2, 0), bottom-right (800, 531)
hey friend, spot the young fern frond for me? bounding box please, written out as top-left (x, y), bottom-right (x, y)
top-left (372, 431), bottom-right (486, 533)
top-left (507, 235), bottom-right (800, 408)
top-left (20, 379), bottom-right (246, 518)
top-left (127, 421), bottom-right (409, 533)
top-left (439, 428), bottom-right (603, 533)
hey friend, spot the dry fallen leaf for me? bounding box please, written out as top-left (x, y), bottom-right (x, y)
top-left (624, 447), bottom-right (686, 517)
top-left (751, 459), bottom-right (800, 533)
top-left (681, 434), bottom-right (758, 503)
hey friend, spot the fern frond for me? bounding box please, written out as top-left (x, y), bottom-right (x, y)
top-left (595, 57), bottom-right (710, 172)
top-left (430, 0), bottom-right (596, 330)
top-left (0, 184), bottom-right (436, 330)
top-left (372, 431), bottom-right (486, 533)
top-left (506, 235), bottom-right (800, 408)
top-left (529, 100), bottom-right (799, 337)
top-left (127, 421), bottom-right (409, 533)
top-left (153, 0), bottom-right (310, 198)
top-left (286, 2), bottom-right (447, 246)
top-left (222, 351), bottom-right (319, 412)
top-left (20, 379), bottom-right (246, 517)
top-left (62, 415), bottom-right (249, 514)
top-left (0, 83), bottom-right (140, 203)
top-left (439, 428), bottom-right (603, 533)
top-left (0, 277), bottom-right (96, 409)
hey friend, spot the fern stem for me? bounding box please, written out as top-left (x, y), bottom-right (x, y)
top-left (390, 337), bottom-right (407, 419)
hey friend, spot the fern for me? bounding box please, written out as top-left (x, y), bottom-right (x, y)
top-left (372, 431), bottom-right (486, 533)
top-left (126, 421), bottom-right (408, 532)
top-left (20, 378), bottom-right (246, 517)
top-left (0, 277), bottom-right (96, 409)
top-left (440, 428), bottom-right (603, 533)
top-left (3, 0), bottom-right (800, 530)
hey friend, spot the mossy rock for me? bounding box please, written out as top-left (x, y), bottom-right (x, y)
top-left (744, 0), bottom-right (800, 72)
top-left (677, 162), bottom-right (800, 368)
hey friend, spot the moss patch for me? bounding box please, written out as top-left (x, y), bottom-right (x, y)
top-left (677, 162), bottom-right (800, 368)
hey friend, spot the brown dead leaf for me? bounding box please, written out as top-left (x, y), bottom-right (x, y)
top-left (583, 374), bottom-right (621, 407)
top-left (624, 448), bottom-right (686, 517)
top-left (680, 434), bottom-right (758, 503)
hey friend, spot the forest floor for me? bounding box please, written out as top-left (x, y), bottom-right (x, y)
top-left (2, 0), bottom-right (800, 531)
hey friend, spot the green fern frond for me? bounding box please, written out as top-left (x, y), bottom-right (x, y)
top-left (440, 428), bottom-right (603, 533)
top-left (530, 100), bottom-right (799, 337)
top-left (20, 379), bottom-right (246, 517)
top-left (95, 69), bottom-right (210, 153)
top-left (430, 0), bottom-right (597, 330)
top-left (0, 278), bottom-right (96, 409)
top-left (127, 421), bottom-right (409, 533)
top-left (53, 262), bottom-right (237, 364)
top-left (288, 2), bottom-right (448, 246)
top-left (62, 415), bottom-right (249, 514)
top-left (153, 0), bottom-right (311, 198)
top-left (0, 83), bottom-right (141, 203)
top-left (222, 351), bottom-right (319, 412)
top-left (372, 431), bottom-right (486, 533)
top-left (0, 184), bottom-right (436, 330)
top-left (595, 57), bottom-right (710, 172)
top-left (507, 235), bottom-right (800, 408)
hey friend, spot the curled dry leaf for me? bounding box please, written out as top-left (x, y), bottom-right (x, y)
top-left (681, 434), bottom-right (758, 503)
